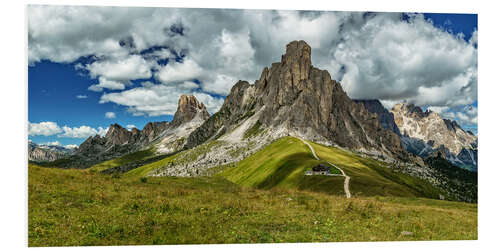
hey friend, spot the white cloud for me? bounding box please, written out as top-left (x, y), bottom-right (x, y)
top-left (433, 105), bottom-right (477, 126)
top-left (28, 7), bottom-right (477, 130)
top-left (126, 124), bottom-right (136, 131)
top-left (42, 141), bottom-right (60, 146)
top-left (86, 54), bottom-right (153, 82)
top-left (64, 144), bottom-right (79, 149)
top-left (156, 59), bottom-right (203, 83)
top-left (28, 121), bottom-right (62, 136)
top-left (105, 112), bottom-right (116, 119)
top-left (99, 82), bottom-right (224, 116)
top-left (88, 77), bottom-right (127, 92)
top-left (76, 95), bottom-right (88, 99)
top-left (58, 125), bottom-right (108, 138)
top-left (323, 13), bottom-right (477, 109)
top-left (427, 106), bottom-right (450, 114)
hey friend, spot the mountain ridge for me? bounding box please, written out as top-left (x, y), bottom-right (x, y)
top-left (186, 40), bottom-right (407, 162)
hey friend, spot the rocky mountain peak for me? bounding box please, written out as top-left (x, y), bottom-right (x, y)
top-left (105, 123), bottom-right (133, 145)
top-left (280, 40), bottom-right (312, 86)
top-left (171, 94), bottom-right (210, 127)
top-left (392, 102), bottom-right (428, 118)
top-left (390, 102), bottom-right (477, 169)
top-left (187, 40), bottom-right (406, 160)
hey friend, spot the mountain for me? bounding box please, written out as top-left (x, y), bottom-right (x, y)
top-left (390, 103), bottom-right (477, 170)
top-left (353, 99), bottom-right (401, 136)
top-left (28, 141), bottom-right (75, 162)
top-left (59, 94), bottom-right (210, 168)
top-left (186, 40), bottom-right (406, 161)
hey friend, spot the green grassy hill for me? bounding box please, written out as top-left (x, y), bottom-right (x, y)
top-left (221, 137), bottom-right (443, 199)
top-left (88, 148), bottom-right (156, 172)
top-left (28, 164), bottom-right (477, 246)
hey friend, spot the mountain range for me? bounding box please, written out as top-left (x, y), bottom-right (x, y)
top-left (29, 40), bottom-right (477, 200)
top-left (28, 140), bottom-right (75, 162)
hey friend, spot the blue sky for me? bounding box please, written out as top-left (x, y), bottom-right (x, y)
top-left (28, 7), bottom-right (478, 147)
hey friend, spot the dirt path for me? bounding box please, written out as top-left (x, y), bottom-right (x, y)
top-left (296, 137), bottom-right (352, 198)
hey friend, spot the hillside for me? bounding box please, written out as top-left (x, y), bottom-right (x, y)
top-left (221, 137), bottom-right (443, 199)
top-left (28, 164), bottom-right (477, 246)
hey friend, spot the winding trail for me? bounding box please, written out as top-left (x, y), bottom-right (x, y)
top-left (295, 137), bottom-right (352, 198)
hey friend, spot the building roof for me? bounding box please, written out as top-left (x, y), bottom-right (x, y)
top-left (312, 164), bottom-right (330, 172)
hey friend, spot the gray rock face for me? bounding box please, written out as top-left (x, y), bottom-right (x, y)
top-left (187, 40), bottom-right (406, 159)
top-left (28, 141), bottom-right (74, 162)
top-left (170, 94), bottom-right (210, 128)
top-left (353, 99), bottom-right (401, 136)
top-left (390, 102), bottom-right (478, 170)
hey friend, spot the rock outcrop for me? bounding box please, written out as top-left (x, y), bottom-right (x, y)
top-left (187, 40), bottom-right (406, 160)
top-left (354, 99), bottom-right (401, 136)
top-left (390, 102), bottom-right (477, 170)
top-left (170, 94), bottom-right (210, 128)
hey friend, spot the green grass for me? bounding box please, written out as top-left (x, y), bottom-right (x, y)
top-left (243, 121), bottom-right (262, 139)
top-left (28, 164), bottom-right (477, 246)
top-left (222, 137), bottom-right (349, 196)
top-left (221, 137), bottom-right (444, 199)
top-left (88, 148), bottom-right (156, 172)
top-left (308, 141), bottom-right (444, 199)
top-left (127, 140), bottom-right (224, 177)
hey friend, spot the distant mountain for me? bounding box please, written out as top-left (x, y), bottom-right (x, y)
top-left (62, 94), bottom-right (210, 168)
top-left (28, 141), bottom-right (75, 162)
top-left (390, 103), bottom-right (477, 171)
top-left (186, 40), bottom-right (407, 161)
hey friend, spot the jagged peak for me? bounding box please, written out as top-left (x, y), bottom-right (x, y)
top-left (171, 94), bottom-right (210, 127)
top-left (282, 40), bottom-right (312, 65)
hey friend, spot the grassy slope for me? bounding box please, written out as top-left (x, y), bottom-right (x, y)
top-left (125, 140), bottom-right (224, 177)
top-left (88, 148), bottom-right (156, 172)
top-left (28, 164), bottom-right (477, 246)
top-left (221, 137), bottom-right (345, 195)
top-left (309, 141), bottom-right (443, 199)
top-left (222, 137), bottom-right (442, 199)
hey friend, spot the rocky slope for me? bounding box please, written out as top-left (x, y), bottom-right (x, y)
top-left (28, 141), bottom-right (75, 162)
top-left (186, 40), bottom-right (407, 161)
top-left (353, 99), bottom-right (401, 136)
top-left (63, 94), bottom-right (210, 168)
top-left (390, 103), bottom-right (477, 170)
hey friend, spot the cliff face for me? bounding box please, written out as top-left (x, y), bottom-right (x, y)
top-left (187, 40), bottom-right (405, 159)
top-left (390, 103), bottom-right (478, 170)
top-left (354, 99), bottom-right (401, 136)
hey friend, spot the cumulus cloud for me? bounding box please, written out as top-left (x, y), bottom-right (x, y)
top-left (88, 77), bottom-right (127, 92)
top-left (28, 121), bottom-right (62, 136)
top-left (76, 95), bottom-right (88, 99)
top-left (430, 105), bottom-right (477, 127)
top-left (105, 112), bottom-right (116, 119)
top-left (323, 13), bottom-right (477, 110)
top-left (58, 125), bottom-right (108, 138)
top-left (85, 54), bottom-right (153, 81)
top-left (99, 81), bottom-right (224, 116)
top-left (28, 120), bottom-right (110, 139)
top-left (64, 144), bottom-right (79, 149)
top-left (156, 59), bottom-right (203, 83)
top-left (42, 141), bottom-right (61, 146)
top-left (28, 6), bottom-right (477, 129)
top-left (126, 124), bottom-right (136, 131)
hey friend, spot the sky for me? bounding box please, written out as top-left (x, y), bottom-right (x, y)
top-left (27, 6), bottom-right (478, 147)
